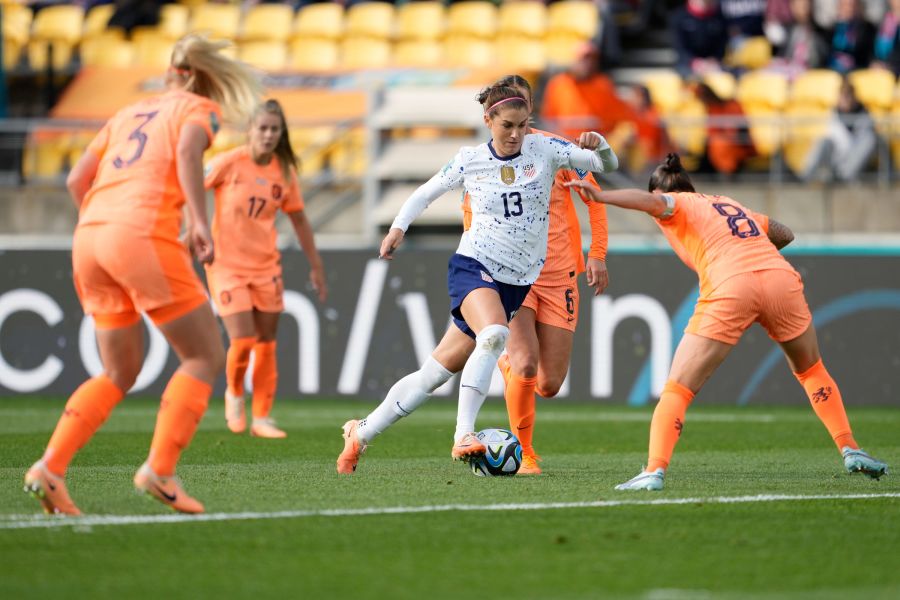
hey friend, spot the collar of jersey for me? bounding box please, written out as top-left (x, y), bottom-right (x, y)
top-left (487, 140), bottom-right (521, 161)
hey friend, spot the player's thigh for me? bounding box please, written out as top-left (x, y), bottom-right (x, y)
top-left (94, 320), bottom-right (145, 391)
top-left (459, 287), bottom-right (507, 333)
top-left (221, 310), bottom-right (257, 340)
top-left (507, 306), bottom-right (539, 375)
top-left (253, 310), bottom-right (281, 342)
top-left (432, 325), bottom-right (475, 373)
top-left (157, 302), bottom-right (225, 384)
top-left (535, 322), bottom-right (574, 396)
top-left (668, 332), bottom-right (734, 393)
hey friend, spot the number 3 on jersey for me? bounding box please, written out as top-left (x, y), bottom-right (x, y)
top-left (713, 202), bottom-right (759, 238)
top-left (113, 111), bottom-right (159, 168)
top-left (502, 192), bottom-right (523, 218)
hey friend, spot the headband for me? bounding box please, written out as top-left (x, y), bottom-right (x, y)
top-left (485, 96), bottom-right (526, 114)
top-left (168, 66), bottom-right (191, 76)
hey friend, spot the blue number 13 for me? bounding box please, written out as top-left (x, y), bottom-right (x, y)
top-left (113, 111), bottom-right (159, 168)
top-left (502, 192), bottom-right (523, 218)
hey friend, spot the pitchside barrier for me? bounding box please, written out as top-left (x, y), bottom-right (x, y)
top-left (1, 247), bottom-right (898, 406)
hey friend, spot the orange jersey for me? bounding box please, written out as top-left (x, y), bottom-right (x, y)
top-left (462, 129), bottom-right (608, 285)
top-left (657, 192), bottom-right (796, 297)
top-left (79, 89), bottom-right (222, 240)
top-left (204, 146), bottom-right (304, 274)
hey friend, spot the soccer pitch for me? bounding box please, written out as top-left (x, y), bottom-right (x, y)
top-left (1, 398), bottom-right (898, 599)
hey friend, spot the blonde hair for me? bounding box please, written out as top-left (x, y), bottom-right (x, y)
top-left (252, 99), bottom-right (299, 183)
top-left (168, 34), bottom-right (262, 125)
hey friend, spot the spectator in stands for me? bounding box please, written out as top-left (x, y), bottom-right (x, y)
top-left (693, 81), bottom-right (757, 174)
top-left (538, 41), bottom-right (634, 144)
top-left (873, 0), bottom-right (900, 75)
top-left (107, 0), bottom-right (162, 36)
top-left (768, 0), bottom-right (830, 76)
top-left (721, 0), bottom-right (767, 38)
top-left (814, 0), bottom-right (886, 31)
top-left (764, 0), bottom-right (794, 51)
top-left (613, 83), bottom-right (670, 177)
top-left (826, 0), bottom-right (875, 73)
top-left (671, 0), bottom-right (729, 76)
top-left (801, 76), bottom-right (876, 182)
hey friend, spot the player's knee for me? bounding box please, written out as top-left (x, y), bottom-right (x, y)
top-left (536, 378), bottom-right (563, 398)
top-left (207, 339), bottom-right (227, 375)
top-left (476, 324), bottom-right (509, 353)
top-left (510, 351), bottom-right (539, 378)
top-left (106, 363), bottom-right (140, 392)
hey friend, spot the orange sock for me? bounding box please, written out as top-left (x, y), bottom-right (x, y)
top-left (226, 336), bottom-right (256, 396)
top-left (43, 376), bottom-right (125, 476)
top-left (504, 370), bottom-right (538, 456)
top-left (251, 341), bottom-right (278, 419)
top-left (148, 371), bottom-right (211, 476)
top-left (794, 359), bottom-right (857, 450)
top-left (646, 380), bottom-right (695, 472)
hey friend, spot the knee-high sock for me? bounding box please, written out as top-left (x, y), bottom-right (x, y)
top-left (226, 336), bottom-right (256, 396)
top-left (794, 359), bottom-right (857, 450)
top-left (251, 341), bottom-right (278, 419)
top-left (43, 376), bottom-right (125, 476)
top-left (499, 354), bottom-right (538, 456)
top-left (357, 356), bottom-right (453, 443)
top-left (647, 381), bottom-right (695, 472)
top-left (455, 324), bottom-right (509, 441)
top-left (148, 371), bottom-right (211, 476)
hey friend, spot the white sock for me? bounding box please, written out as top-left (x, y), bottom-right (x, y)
top-left (454, 324), bottom-right (509, 441)
top-left (358, 356), bottom-right (453, 443)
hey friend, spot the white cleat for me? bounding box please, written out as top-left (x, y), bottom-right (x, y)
top-left (842, 447), bottom-right (888, 479)
top-left (615, 468), bottom-right (665, 491)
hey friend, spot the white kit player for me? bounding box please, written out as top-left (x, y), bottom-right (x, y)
top-left (337, 82), bottom-right (619, 474)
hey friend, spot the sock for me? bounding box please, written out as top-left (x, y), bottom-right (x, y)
top-left (226, 336), bottom-right (256, 396)
top-left (251, 341), bottom-right (278, 419)
top-left (454, 324), bottom-right (509, 441)
top-left (43, 376), bottom-right (125, 476)
top-left (502, 359), bottom-right (538, 456)
top-left (646, 380), bottom-right (695, 472)
top-left (148, 371), bottom-right (211, 476)
top-left (794, 359), bottom-right (857, 450)
top-left (358, 356), bottom-right (453, 443)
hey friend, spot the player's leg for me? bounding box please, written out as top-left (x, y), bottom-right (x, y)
top-left (249, 309), bottom-right (285, 438)
top-left (501, 307), bottom-right (540, 470)
top-left (220, 309), bottom-right (256, 433)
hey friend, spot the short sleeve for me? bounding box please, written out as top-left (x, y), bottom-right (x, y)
top-left (282, 170), bottom-right (304, 213)
top-left (203, 153), bottom-right (231, 189)
top-left (85, 122), bottom-right (112, 159)
top-left (183, 97), bottom-right (222, 148)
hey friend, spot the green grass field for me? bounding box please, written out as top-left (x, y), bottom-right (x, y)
top-left (1, 397), bottom-right (898, 599)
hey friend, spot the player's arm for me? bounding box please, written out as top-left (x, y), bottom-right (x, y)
top-left (767, 218), bottom-right (794, 250)
top-left (572, 173), bottom-right (610, 295)
top-left (576, 131), bottom-right (619, 174)
top-left (66, 150), bottom-right (100, 209)
top-left (177, 123), bottom-right (214, 264)
top-left (564, 183), bottom-right (670, 218)
top-left (287, 209), bottom-right (327, 302)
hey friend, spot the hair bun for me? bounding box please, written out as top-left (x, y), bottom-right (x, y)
top-left (664, 153), bottom-right (682, 172)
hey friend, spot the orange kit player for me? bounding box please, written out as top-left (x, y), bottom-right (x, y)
top-left (23, 34), bottom-right (262, 515)
top-left (204, 99), bottom-right (327, 439)
top-left (463, 75), bottom-right (610, 475)
top-left (567, 153), bottom-right (888, 491)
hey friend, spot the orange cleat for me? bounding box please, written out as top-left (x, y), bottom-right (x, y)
top-left (518, 453), bottom-right (542, 475)
top-left (250, 417), bottom-right (287, 439)
top-left (336, 419), bottom-right (367, 474)
top-left (451, 432), bottom-right (486, 462)
top-left (133, 463), bottom-right (204, 514)
top-left (23, 460), bottom-right (82, 516)
top-left (225, 389), bottom-right (246, 434)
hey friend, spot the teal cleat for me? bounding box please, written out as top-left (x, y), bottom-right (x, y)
top-left (842, 447), bottom-right (888, 479)
top-left (615, 468), bottom-right (665, 491)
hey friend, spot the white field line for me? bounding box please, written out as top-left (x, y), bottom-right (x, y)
top-left (1, 492), bottom-right (898, 531)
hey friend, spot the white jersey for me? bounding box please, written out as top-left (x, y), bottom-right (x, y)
top-left (391, 133), bottom-right (616, 285)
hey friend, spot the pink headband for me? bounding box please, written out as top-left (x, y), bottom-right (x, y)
top-left (485, 97), bottom-right (526, 113)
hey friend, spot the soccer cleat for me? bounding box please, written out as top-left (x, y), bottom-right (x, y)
top-left (225, 389), bottom-right (246, 434)
top-left (250, 417), bottom-right (287, 439)
top-left (133, 463), bottom-right (204, 514)
top-left (336, 419), bottom-right (366, 474)
top-left (23, 460), bottom-right (82, 516)
top-left (842, 447), bottom-right (888, 479)
top-left (517, 453), bottom-right (542, 475)
top-left (451, 432), bottom-right (486, 462)
top-left (615, 468), bottom-right (666, 491)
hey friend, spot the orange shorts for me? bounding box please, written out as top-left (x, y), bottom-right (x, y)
top-left (206, 267), bottom-right (284, 317)
top-left (519, 276), bottom-right (579, 332)
top-left (686, 269), bottom-right (812, 345)
top-left (72, 224), bottom-right (208, 329)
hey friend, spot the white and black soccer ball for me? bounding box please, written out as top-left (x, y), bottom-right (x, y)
top-left (470, 428), bottom-right (522, 477)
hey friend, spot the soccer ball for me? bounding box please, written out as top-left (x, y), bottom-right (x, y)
top-left (470, 428), bottom-right (522, 477)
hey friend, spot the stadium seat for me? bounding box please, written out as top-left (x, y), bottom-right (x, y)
top-left (294, 2), bottom-right (344, 41)
top-left (345, 2), bottom-right (395, 40)
top-left (737, 71), bottom-right (790, 157)
top-left (289, 38), bottom-right (339, 72)
top-left (847, 69), bottom-right (896, 116)
top-left (23, 131), bottom-right (71, 180)
top-left (176, 0), bottom-right (206, 8)
top-left (393, 39), bottom-right (443, 68)
top-left (238, 41), bottom-right (288, 71)
top-left (725, 36), bottom-right (772, 69)
top-left (28, 4), bottom-right (84, 71)
top-left (82, 4), bottom-right (114, 39)
top-left (667, 96), bottom-right (707, 158)
top-left (702, 71), bottom-right (736, 100)
top-left (290, 126), bottom-right (335, 178)
top-left (496, 36), bottom-right (546, 72)
top-left (2, 4), bottom-right (30, 69)
top-left (447, 1), bottom-right (498, 39)
top-left (396, 1), bottom-right (444, 41)
top-left (642, 70), bottom-right (685, 115)
top-left (159, 4), bottom-right (190, 39)
top-left (342, 37), bottom-right (391, 69)
top-left (544, 32), bottom-right (586, 66)
top-left (241, 4), bottom-right (294, 43)
top-left (547, 1), bottom-right (599, 40)
top-left (81, 34), bottom-right (134, 68)
top-left (789, 69), bottom-right (842, 109)
top-left (443, 35), bottom-right (495, 69)
top-left (782, 104), bottom-right (832, 174)
top-left (498, 0), bottom-right (547, 38)
top-left (330, 127), bottom-right (367, 178)
top-left (132, 31), bottom-right (175, 69)
top-left (190, 4), bottom-right (240, 40)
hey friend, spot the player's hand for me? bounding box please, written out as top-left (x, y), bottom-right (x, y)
top-left (309, 265), bottom-right (328, 302)
top-left (189, 222), bottom-right (214, 265)
top-left (578, 131), bottom-right (603, 150)
top-left (585, 258), bottom-right (609, 296)
top-left (379, 228), bottom-right (404, 260)
top-left (563, 179), bottom-right (603, 202)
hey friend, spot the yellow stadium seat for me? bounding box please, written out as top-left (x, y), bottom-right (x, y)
top-left (238, 41), bottom-right (288, 71)
top-left (289, 38), bottom-right (339, 72)
top-left (736, 70), bottom-right (789, 109)
top-left (1, 3), bottom-right (32, 45)
top-left (393, 39), bottom-right (443, 67)
top-left (547, 1), bottom-right (598, 39)
top-left (294, 3), bottom-right (344, 40)
top-left (28, 4), bottom-right (83, 70)
top-left (176, 0), bottom-right (206, 8)
top-left (702, 71), bottom-right (736, 101)
top-left (133, 32), bottom-right (174, 69)
top-left (444, 35), bottom-right (495, 68)
top-left (341, 36), bottom-right (391, 69)
top-left (848, 68), bottom-right (896, 116)
top-left (544, 31), bottom-right (586, 67)
top-left (242, 4), bottom-right (294, 43)
top-left (3, 38), bottom-right (22, 70)
top-left (789, 69), bottom-right (842, 108)
top-left (81, 33), bottom-right (133, 67)
top-left (642, 70), bottom-right (685, 115)
top-left (28, 40), bottom-right (76, 71)
top-left (725, 36), bottom-right (772, 69)
top-left (447, 1), bottom-right (498, 39)
top-left (783, 104), bottom-right (832, 174)
top-left (396, 1), bottom-right (444, 41)
top-left (498, 1), bottom-right (547, 38)
top-left (190, 4), bottom-right (240, 40)
top-left (159, 4), bottom-right (189, 39)
top-left (290, 126), bottom-right (335, 178)
top-left (667, 96), bottom-right (707, 157)
top-left (82, 4), bottom-right (114, 39)
top-left (496, 35), bottom-right (545, 71)
top-left (23, 132), bottom-right (71, 180)
top-left (345, 2), bottom-right (395, 39)
top-left (330, 127), bottom-right (367, 178)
